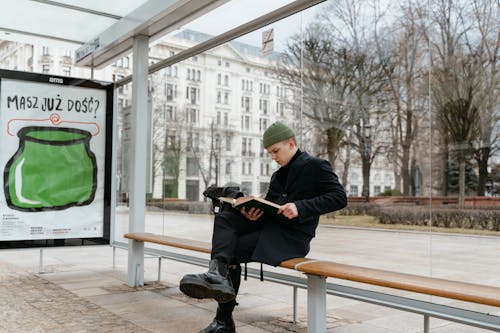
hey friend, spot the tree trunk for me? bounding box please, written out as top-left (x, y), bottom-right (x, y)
top-left (342, 148), bottom-right (350, 189)
top-left (362, 156), bottom-right (371, 202)
top-left (441, 139), bottom-right (449, 196)
top-left (326, 127), bottom-right (343, 168)
top-left (476, 146), bottom-right (490, 196)
top-left (401, 144), bottom-right (410, 195)
top-left (459, 158), bottom-right (465, 207)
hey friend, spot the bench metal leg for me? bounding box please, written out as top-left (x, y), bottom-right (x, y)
top-left (424, 315), bottom-right (430, 333)
top-left (293, 286), bottom-right (298, 324)
top-left (128, 239), bottom-right (144, 287)
top-left (307, 274), bottom-right (327, 333)
top-left (158, 257), bottom-right (162, 281)
top-left (39, 249), bottom-right (44, 274)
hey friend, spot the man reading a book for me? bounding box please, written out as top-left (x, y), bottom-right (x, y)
top-left (180, 121), bottom-right (347, 333)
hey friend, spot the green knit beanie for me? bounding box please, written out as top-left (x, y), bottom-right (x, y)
top-left (262, 121), bottom-right (295, 148)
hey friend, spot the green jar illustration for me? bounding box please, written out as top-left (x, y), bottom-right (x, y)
top-left (4, 126), bottom-right (97, 211)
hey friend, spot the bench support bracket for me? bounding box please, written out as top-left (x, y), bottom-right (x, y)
top-left (307, 274), bottom-right (327, 333)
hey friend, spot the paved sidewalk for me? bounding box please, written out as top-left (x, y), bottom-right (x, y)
top-left (0, 217), bottom-right (499, 332)
top-left (0, 261), bottom-right (149, 333)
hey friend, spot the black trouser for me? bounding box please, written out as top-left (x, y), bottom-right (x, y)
top-left (211, 209), bottom-right (263, 265)
top-left (211, 209), bottom-right (263, 309)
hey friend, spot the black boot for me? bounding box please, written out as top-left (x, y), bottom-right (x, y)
top-left (199, 303), bottom-right (236, 333)
top-left (180, 260), bottom-right (235, 303)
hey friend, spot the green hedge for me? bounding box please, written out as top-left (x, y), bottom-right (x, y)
top-left (375, 206), bottom-right (500, 231)
top-left (337, 203), bottom-right (500, 231)
top-left (147, 199), bottom-right (190, 211)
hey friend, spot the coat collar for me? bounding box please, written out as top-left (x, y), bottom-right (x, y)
top-left (284, 151), bottom-right (310, 189)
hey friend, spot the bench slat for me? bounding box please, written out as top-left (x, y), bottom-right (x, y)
top-left (124, 232), bottom-right (211, 254)
top-left (296, 261), bottom-right (500, 308)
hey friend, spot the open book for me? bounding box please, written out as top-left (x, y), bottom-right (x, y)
top-left (218, 196), bottom-right (281, 215)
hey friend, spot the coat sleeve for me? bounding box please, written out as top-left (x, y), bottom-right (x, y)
top-left (294, 159), bottom-right (347, 219)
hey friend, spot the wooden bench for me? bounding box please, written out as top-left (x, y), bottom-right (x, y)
top-left (123, 232), bottom-right (500, 332)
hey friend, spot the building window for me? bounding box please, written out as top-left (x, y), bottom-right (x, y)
top-left (42, 46), bottom-right (50, 55)
top-left (187, 132), bottom-right (200, 151)
top-left (217, 91), bottom-right (222, 104)
top-left (224, 74), bottom-right (229, 86)
top-left (224, 92), bottom-right (229, 105)
top-left (188, 108), bottom-right (199, 124)
top-left (259, 118), bottom-right (268, 132)
top-left (62, 66), bottom-right (71, 76)
top-left (241, 115), bottom-right (251, 130)
top-left (241, 96), bottom-right (251, 112)
top-left (166, 83), bottom-right (176, 101)
top-left (166, 105), bottom-right (176, 121)
top-left (259, 99), bottom-right (268, 114)
top-left (187, 157), bottom-right (199, 177)
top-left (276, 102), bottom-right (284, 116)
top-left (225, 161), bottom-right (231, 175)
top-left (166, 134), bottom-right (176, 149)
top-left (241, 137), bottom-right (253, 156)
top-left (350, 185), bottom-right (359, 196)
top-left (374, 186), bottom-right (381, 195)
top-left (186, 86), bottom-right (199, 104)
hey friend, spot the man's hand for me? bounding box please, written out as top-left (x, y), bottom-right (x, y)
top-left (241, 207), bottom-right (264, 221)
top-left (278, 203), bottom-right (298, 219)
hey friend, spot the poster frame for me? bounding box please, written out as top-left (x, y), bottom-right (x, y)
top-left (0, 69), bottom-right (114, 248)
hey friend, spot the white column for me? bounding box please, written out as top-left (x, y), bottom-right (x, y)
top-left (127, 35), bottom-right (149, 287)
top-left (307, 274), bottom-right (327, 333)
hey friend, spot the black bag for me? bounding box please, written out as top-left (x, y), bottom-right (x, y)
top-left (203, 185), bottom-right (243, 214)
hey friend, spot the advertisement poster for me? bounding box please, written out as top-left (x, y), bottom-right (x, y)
top-left (0, 70), bottom-right (113, 242)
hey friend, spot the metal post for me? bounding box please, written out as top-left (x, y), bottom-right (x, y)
top-left (424, 315), bottom-right (430, 333)
top-left (158, 257), bottom-right (162, 281)
top-left (307, 274), bottom-right (327, 333)
top-left (39, 249), bottom-right (44, 274)
top-left (293, 286), bottom-right (298, 323)
top-left (112, 246), bottom-right (116, 268)
top-left (127, 34), bottom-right (149, 287)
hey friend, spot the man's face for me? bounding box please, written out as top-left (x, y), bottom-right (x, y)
top-left (266, 138), bottom-right (296, 167)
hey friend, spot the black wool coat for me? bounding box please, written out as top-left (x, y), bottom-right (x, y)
top-left (251, 152), bottom-right (347, 266)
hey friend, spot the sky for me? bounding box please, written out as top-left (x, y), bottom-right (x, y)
top-left (183, 0), bottom-right (324, 51)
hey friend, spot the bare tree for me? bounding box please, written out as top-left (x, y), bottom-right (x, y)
top-left (275, 25), bottom-right (354, 167)
top-left (467, 0), bottom-right (500, 195)
top-left (429, 0), bottom-right (499, 202)
top-left (374, 0), bottom-right (428, 195)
